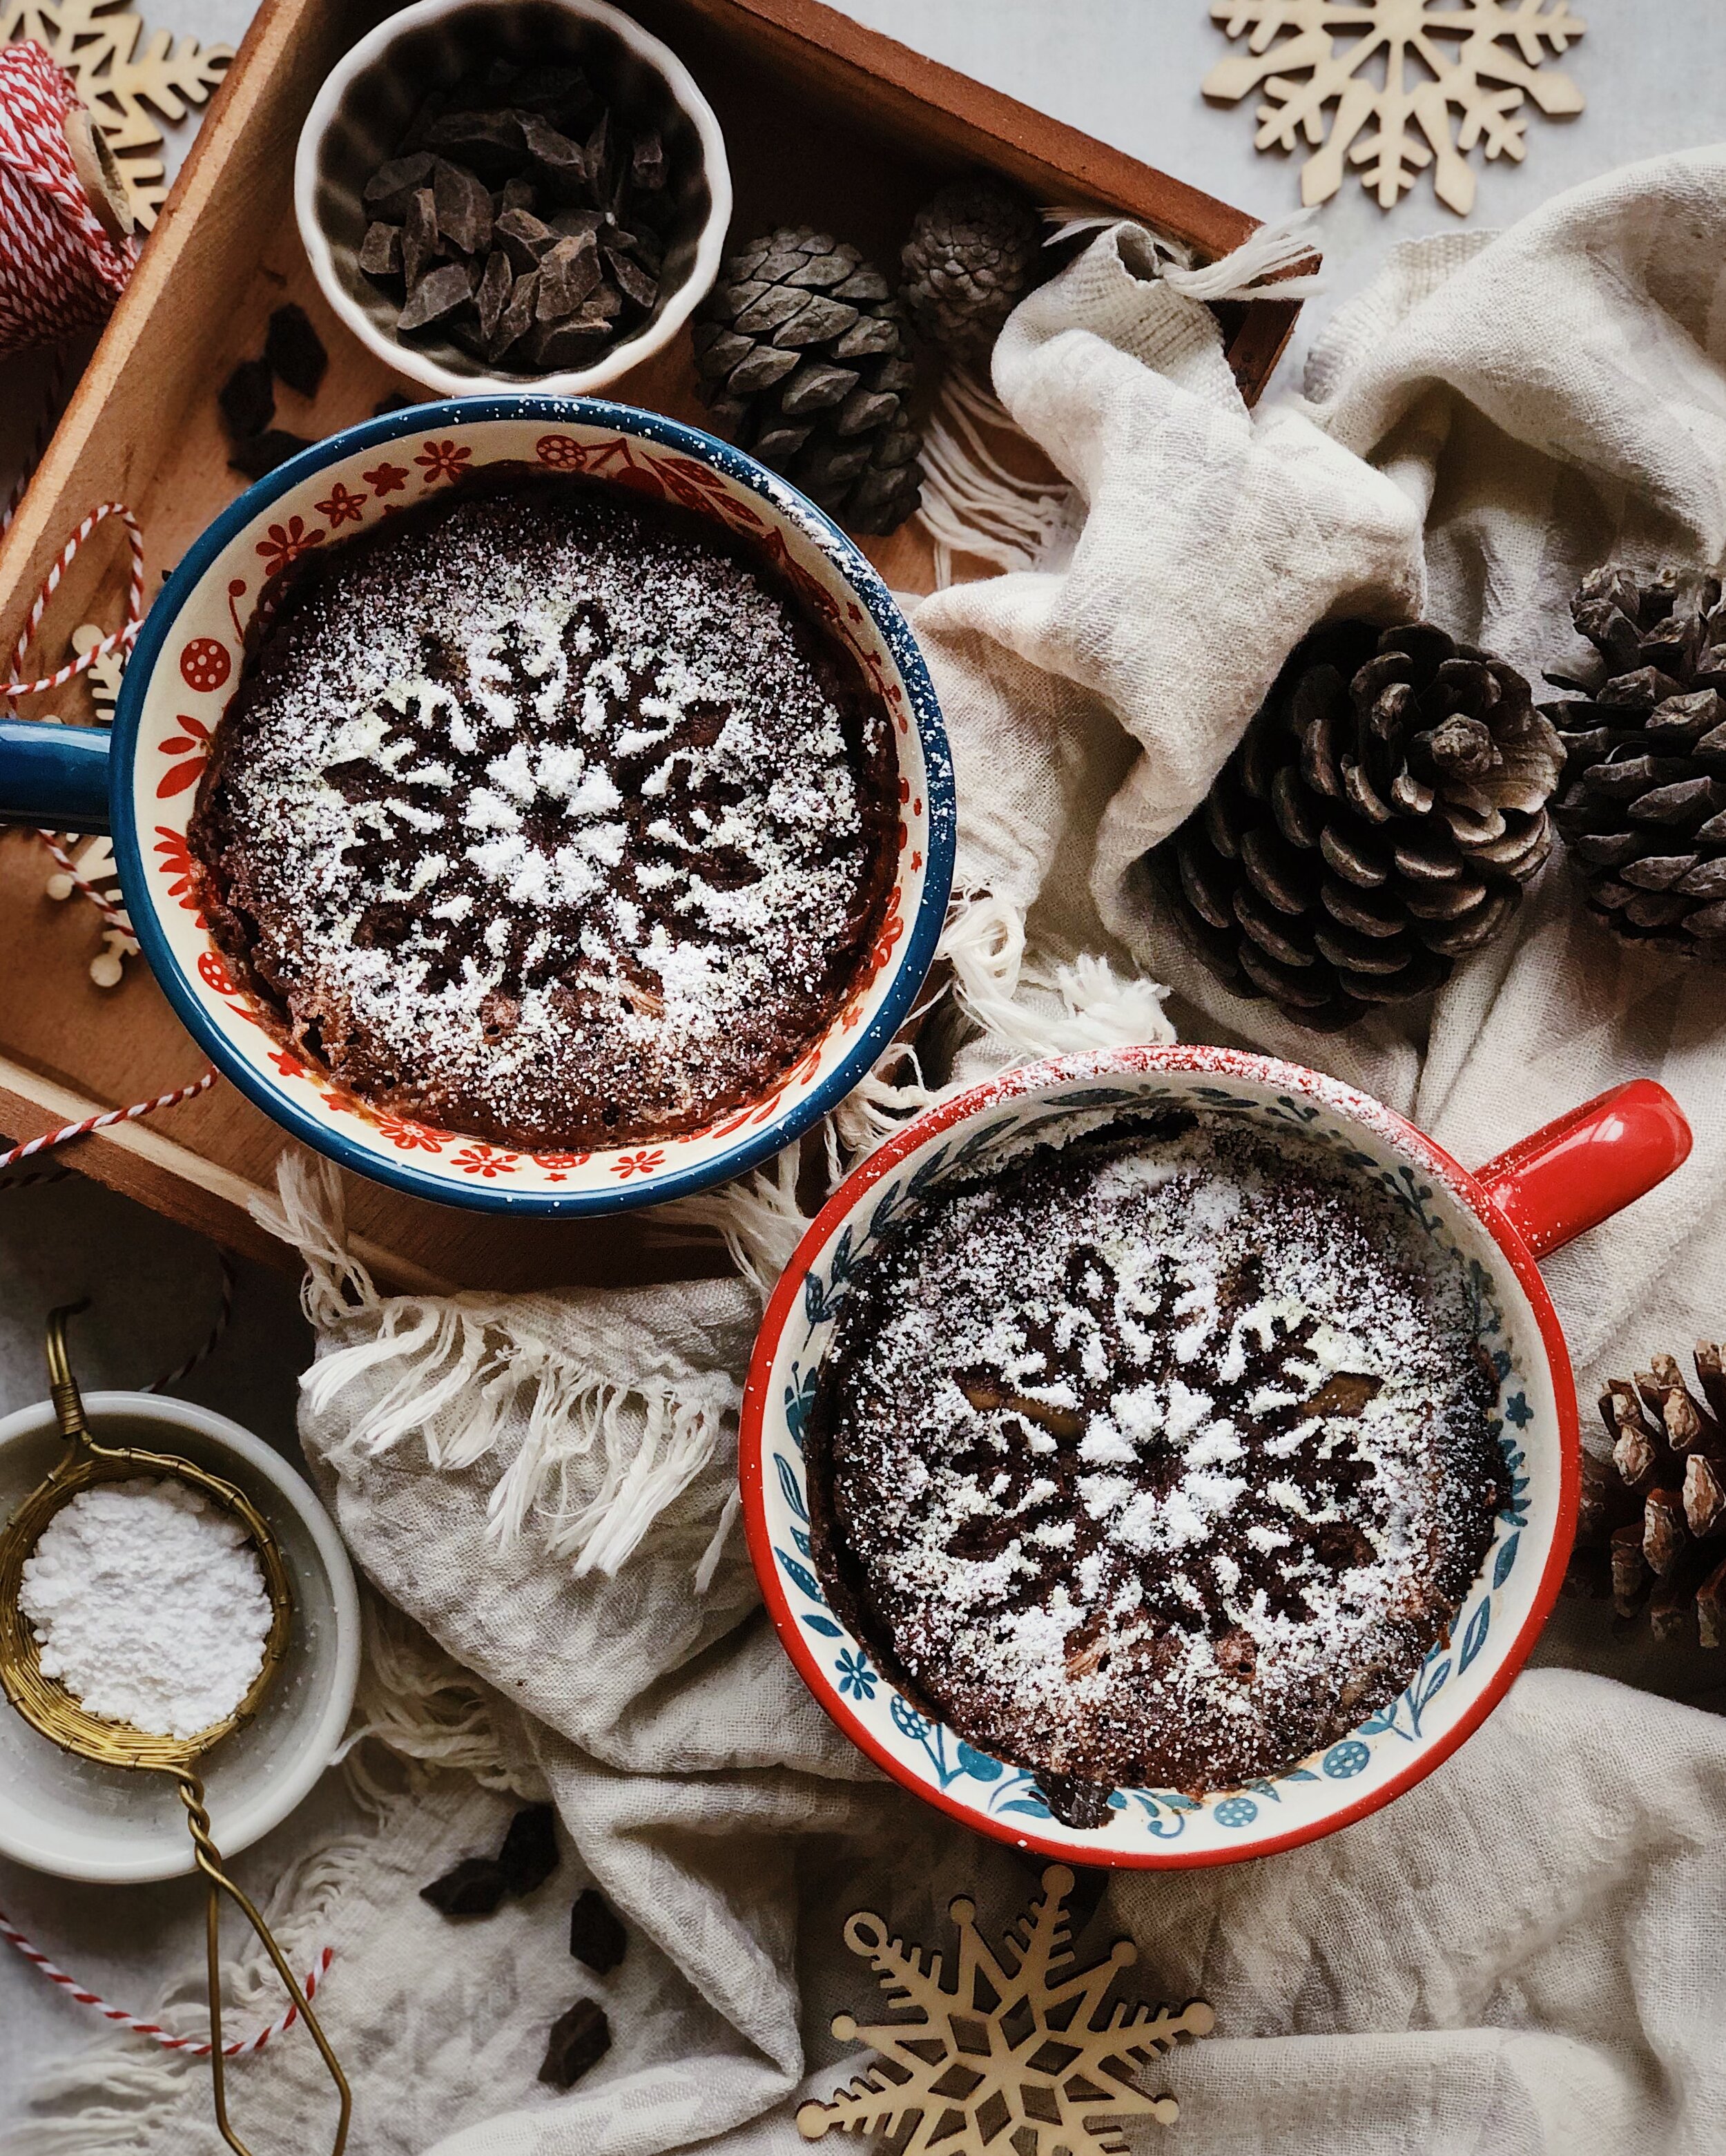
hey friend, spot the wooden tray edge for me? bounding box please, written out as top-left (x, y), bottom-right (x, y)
top-left (0, 1049), bottom-right (453, 1293)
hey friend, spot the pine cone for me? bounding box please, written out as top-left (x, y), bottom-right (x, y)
top-left (900, 175), bottom-right (1043, 360)
top-left (1150, 621), bottom-right (1566, 1031)
top-left (1568, 1345), bottom-right (1726, 1646)
top-left (1544, 566), bottom-right (1726, 952)
top-left (691, 226), bottom-right (922, 537)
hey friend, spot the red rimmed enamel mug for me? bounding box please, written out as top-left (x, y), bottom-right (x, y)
top-left (740, 1048), bottom-right (1690, 1866)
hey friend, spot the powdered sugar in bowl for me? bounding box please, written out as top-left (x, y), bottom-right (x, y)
top-left (741, 1046), bottom-right (1690, 1867)
top-left (0, 1393), bottom-right (359, 1883)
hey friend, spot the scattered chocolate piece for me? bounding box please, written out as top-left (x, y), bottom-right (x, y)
top-left (434, 155), bottom-right (494, 256)
top-left (217, 356), bottom-right (274, 443)
top-left (496, 1802), bottom-right (561, 1896)
top-left (420, 1855), bottom-right (510, 1918)
top-left (496, 173), bottom-right (536, 216)
top-left (538, 1999), bottom-right (610, 2090)
top-left (363, 151), bottom-right (435, 220)
top-left (227, 429), bottom-right (313, 480)
top-left (400, 262), bottom-right (474, 334)
top-left (402, 186), bottom-right (441, 293)
top-left (360, 219), bottom-right (404, 282)
top-left (568, 1887), bottom-right (628, 1974)
top-left (373, 390), bottom-right (416, 414)
top-left (264, 303), bottom-right (328, 397)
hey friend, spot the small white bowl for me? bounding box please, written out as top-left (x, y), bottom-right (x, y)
top-left (295, 0), bottom-right (732, 401)
top-left (0, 1394), bottom-right (360, 1884)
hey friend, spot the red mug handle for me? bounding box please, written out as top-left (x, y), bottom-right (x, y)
top-left (1475, 1079), bottom-right (1691, 1262)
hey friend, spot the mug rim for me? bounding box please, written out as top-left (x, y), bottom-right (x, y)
top-left (739, 1042), bottom-right (1580, 1867)
top-left (110, 395), bottom-right (956, 1215)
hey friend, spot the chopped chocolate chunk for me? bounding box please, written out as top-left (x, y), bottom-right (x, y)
top-left (496, 174), bottom-right (536, 216)
top-left (496, 1802), bottom-right (561, 1896)
top-left (373, 390), bottom-right (416, 415)
top-left (422, 106), bottom-right (527, 180)
top-left (399, 262), bottom-right (474, 334)
top-left (264, 303), bottom-right (327, 398)
top-left (362, 150), bottom-right (434, 219)
top-left (538, 1999), bottom-right (610, 2090)
top-left (630, 128), bottom-right (666, 193)
top-left (568, 1888), bottom-right (628, 1974)
top-left (546, 205), bottom-right (603, 242)
top-left (433, 156), bottom-right (493, 256)
top-left (606, 249), bottom-right (657, 312)
top-left (217, 356), bottom-right (274, 443)
top-left (522, 115), bottom-right (585, 200)
top-left (487, 268), bottom-right (539, 361)
top-left (360, 219), bottom-right (404, 283)
top-left (475, 247), bottom-right (514, 340)
top-left (584, 110), bottom-right (612, 202)
top-left (420, 1855), bottom-right (510, 1917)
top-left (227, 429), bottom-right (313, 480)
top-left (514, 64), bottom-right (595, 126)
top-left (495, 205), bottom-right (554, 271)
top-left (400, 94), bottom-right (447, 151)
top-left (526, 316), bottom-right (611, 371)
top-left (536, 231), bottom-right (601, 320)
top-left (402, 186), bottom-right (440, 292)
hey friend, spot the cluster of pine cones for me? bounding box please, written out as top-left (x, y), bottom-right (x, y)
top-left (1153, 568), bottom-right (1726, 1024)
top-left (690, 176), bottom-right (1041, 535)
top-left (1569, 1344), bottom-right (1726, 1650)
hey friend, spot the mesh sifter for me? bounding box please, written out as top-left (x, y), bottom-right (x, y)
top-left (0, 1303), bottom-right (350, 2155)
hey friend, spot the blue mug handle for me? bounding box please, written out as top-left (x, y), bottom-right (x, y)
top-left (0, 720), bottom-right (112, 833)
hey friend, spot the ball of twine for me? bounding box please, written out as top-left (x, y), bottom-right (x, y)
top-left (0, 39), bottom-right (135, 361)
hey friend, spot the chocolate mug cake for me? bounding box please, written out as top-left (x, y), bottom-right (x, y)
top-left (804, 1108), bottom-right (1506, 1828)
top-left (189, 468), bottom-right (898, 1151)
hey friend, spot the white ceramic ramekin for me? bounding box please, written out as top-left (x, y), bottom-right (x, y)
top-left (295, 0), bottom-right (733, 400)
top-left (0, 1394), bottom-right (360, 1884)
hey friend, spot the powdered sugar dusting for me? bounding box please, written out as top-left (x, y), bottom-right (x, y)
top-left (191, 474), bottom-right (895, 1149)
top-left (809, 1109), bottom-right (1504, 1817)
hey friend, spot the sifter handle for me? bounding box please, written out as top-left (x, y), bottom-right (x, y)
top-left (173, 1771), bottom-right (352, 2156)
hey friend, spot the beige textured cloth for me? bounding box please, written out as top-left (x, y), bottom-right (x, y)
top-left (21, 150), bottom-right (1726, 2156)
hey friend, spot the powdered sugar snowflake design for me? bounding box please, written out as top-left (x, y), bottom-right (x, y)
top-left (1204, 0), bottom-right (1586, 215)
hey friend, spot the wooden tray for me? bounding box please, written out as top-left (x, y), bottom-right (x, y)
top-left (0, 0), bottom-right (1303, 1292)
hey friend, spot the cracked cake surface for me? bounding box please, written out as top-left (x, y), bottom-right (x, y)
top-left (190, 468), bottom-right (898, 1150)
top-left (805, 1108), bottom-right (1506, 1825)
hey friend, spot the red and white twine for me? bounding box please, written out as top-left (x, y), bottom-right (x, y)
top-left (0, 1909), bottom-right (333, 2059)
top-left (0, 43), bottom-right (132, 359)
top-left (0, 1071), bottom-right (218, 1175)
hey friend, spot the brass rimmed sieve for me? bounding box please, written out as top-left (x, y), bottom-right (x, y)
top-left (0, 1304), bottom-right (351, 2156)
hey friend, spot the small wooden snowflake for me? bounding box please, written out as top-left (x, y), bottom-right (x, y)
top-left (1205, 0), bottom-right (1587, 216)
top-left (797, 1865), bottom-right (1213, 2155)
top-left (3, 1), bottom-right (233, 228)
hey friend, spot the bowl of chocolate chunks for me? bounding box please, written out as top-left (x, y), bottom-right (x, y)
top-left (295, 0), bottom-right (731, 396)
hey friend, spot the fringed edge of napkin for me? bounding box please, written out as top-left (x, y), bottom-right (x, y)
top-left (253, 1155), bottom-right (744, 1583)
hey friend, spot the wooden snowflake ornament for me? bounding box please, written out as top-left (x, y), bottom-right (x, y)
top-left (796, 1866), bottom-right (1214, 2155)
top-left (3, 1), bottom-right (233, 228)
top-left (1205, 0), bottom-right (1587, 216)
